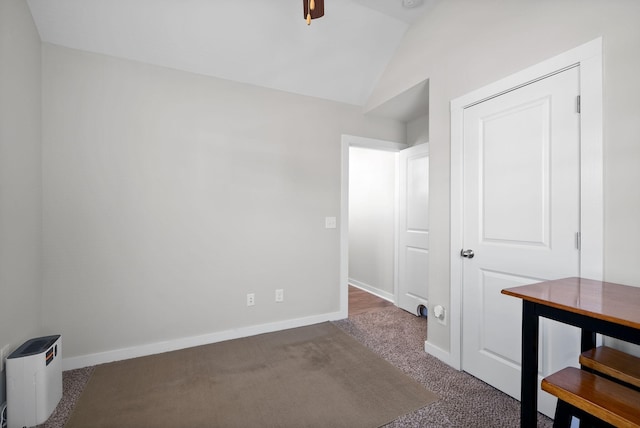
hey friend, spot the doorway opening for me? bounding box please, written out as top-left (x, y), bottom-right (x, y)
top-left (340, 135), bottom-right (430, 322)
top-left (340, 136), bottom-right (406, 318)
top-left (348, 144), bottom-right (399, 309)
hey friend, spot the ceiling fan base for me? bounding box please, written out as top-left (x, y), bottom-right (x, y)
top-left (303, 0), bottom-right (325, 20)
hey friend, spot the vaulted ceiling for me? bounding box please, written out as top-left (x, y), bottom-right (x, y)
top-left (27, 0), bottom-right (436, 107)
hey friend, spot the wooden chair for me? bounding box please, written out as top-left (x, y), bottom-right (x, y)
top-left (579, 346), bottom-right (640, 390)
top-left (541, 367), bottom-right (640, 428)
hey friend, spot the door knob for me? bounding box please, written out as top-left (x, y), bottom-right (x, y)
top-left (460, 249), bottom-right (475, 259)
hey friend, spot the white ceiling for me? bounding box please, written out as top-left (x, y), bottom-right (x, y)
top-left (27, 0), bottom-right (435, 107)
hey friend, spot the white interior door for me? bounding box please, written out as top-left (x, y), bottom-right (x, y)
top-left (461, 67), bottom-right (581, 416)
top-left (397, 143), bottom-right (429, 315)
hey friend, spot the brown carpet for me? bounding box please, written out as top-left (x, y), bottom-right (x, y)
top-left (334, 307), bottom-right (554, 427)
top-left (64, 322), bottom-right (437, 428)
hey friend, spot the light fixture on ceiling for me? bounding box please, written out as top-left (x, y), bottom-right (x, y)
top-left (402, 0), bottom-right (424, 9)
top-left (304, 0), bottom-right (324, 25)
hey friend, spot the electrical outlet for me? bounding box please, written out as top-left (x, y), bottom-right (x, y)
top-left (325, 217), bottom-right (337, 229)
top-left (246, 293), bottom-right (255, 307)
top-left (275, 289), bottom-right (284, 303)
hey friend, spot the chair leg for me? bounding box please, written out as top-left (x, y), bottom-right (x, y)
top-left (578, 412), bottom-right (616, 428)
top-left (557, 403), bottom-right (616, 428)
top-left (553, 400), bottom-right (574, 428)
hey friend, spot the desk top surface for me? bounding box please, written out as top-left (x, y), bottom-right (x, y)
top-left (502, 277), bottom-right (640, 329)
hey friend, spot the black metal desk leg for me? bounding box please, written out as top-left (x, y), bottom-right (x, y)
top-left (521, 301), bottom-right (539, 428)
top-left (580, 329), bottom-right (596, 352)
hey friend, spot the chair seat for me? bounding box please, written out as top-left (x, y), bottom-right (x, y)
top-left (580, 346), bottom-right (640, 389)
top-left (541, 367), bottom-right (640, 428)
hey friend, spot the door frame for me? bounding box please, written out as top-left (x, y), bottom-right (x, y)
top-left (339, 135), bottom-right (408, 318)
top-left (442, 38), bottom-right (603, 370)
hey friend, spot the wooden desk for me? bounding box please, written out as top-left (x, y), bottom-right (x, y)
top-left (502, 277), bottom-right (640, 428)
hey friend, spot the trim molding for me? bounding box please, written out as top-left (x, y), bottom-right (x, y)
top-left (348, 279), bottom-right (395, 302)
top-left (424, 340), bottom-right (451, 365)
top-left (62, 311), bottom-right (343, 370)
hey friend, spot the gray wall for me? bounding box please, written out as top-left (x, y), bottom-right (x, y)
top-left (41, 44), bottom-right (404, 359)
top-left (348, 147), bottom-right (396, 297)
top-left (367, 0), bottom-right (640, 352)
top-left (406, 115), bottom-right (428, 147)
top-left (0, 0), bottom-right (43, 399)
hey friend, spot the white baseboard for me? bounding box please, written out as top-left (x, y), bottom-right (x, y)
top-left (424, 339), bottom-right (459, 370)
top-left (348, 279), bottom-right (395, 303)
top-left (63, 311), bottom-right (344, 371)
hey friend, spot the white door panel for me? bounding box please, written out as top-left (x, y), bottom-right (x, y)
top-left (407, 156), bottom-right (429, 230)
top-left (477, 271), bottom-right (527, 366)
top-left (461, 66), bottom-right (581, 417)
top-left (482, 99), bottom-right (549, 245)
top-left (404, 247), bottom-right (429, 299)
top-left (397, 144), bottom-right (429, 314)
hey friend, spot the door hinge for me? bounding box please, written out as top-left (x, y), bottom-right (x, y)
top-left (576, 95), bottom-right (581, 113)
top-left (575, 232), bottom-right (581, 250)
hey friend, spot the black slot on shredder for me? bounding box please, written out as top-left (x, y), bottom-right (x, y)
top-left (6, 335), bottom-right (62, 428)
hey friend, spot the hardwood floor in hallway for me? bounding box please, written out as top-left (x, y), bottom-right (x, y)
top-left (348, 285), bottom-right (394, 317)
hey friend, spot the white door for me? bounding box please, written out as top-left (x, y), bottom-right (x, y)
top-left (397, 144), bottom-right (429, 315)
top-left (461, 67), bottom-right (581, 416)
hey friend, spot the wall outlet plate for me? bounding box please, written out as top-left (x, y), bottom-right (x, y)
top-left (246, 293), bottom-right (255, 306)
top-left (275, 289), bottom-right (284, 302)
top-left (325, 217), bottom-right (337, 229)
